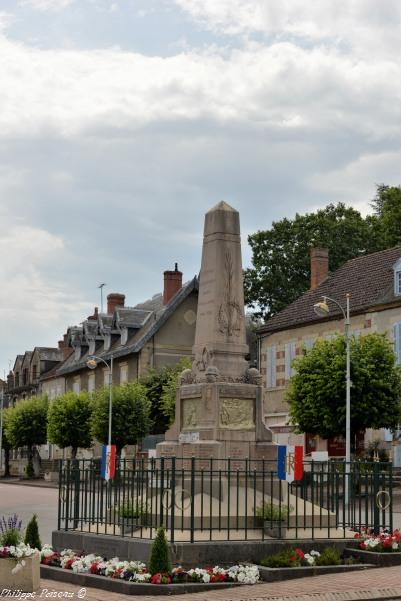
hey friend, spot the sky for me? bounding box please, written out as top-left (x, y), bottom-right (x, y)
top-left (1, 0), bottom-right (401, 374)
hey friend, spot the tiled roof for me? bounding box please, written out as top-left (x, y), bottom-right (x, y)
top-left (258, 246), bottom-right (401, 335)
top-left (56, 277), bottom-right (198, 375)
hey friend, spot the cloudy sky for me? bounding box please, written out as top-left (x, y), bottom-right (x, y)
top-left (1, 0), bottom-right (401, 374)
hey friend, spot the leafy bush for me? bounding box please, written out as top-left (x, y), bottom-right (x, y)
top-left (255, 502), bottom-right (291, 522)
top-left (118, 502), bottom-right (148, 521)
top-left (261, 548), bottom-right (301, 568)
top-left (47, 391), bottom-right (92, 459)
top-left (24, 514), bottom-right (42, 550)
top-left (314, 547), bottom-right (341, 566)
top-left (0, 515), bottom-right (22, 547)
top-left (149, 527), bottom-right (171, 575)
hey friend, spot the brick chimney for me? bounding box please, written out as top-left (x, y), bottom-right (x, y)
top-left (107, 293), bottom-right (125, 314)
top-left (310, 248), bottom-right (329, 289)
top-left (163, 263), bottom-right (183, 305)
top-left (58, 336), bottom-right (73, 360)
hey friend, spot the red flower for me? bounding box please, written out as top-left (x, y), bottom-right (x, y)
top-left (151, 573), bottom-right (162, 584)
top-left (359, 542), bottom-right (366, 550)
top-left (90, 562), bottom-right (98, 574)
top-left (295, 548), bottom-right (305, 559)
top-left (354, 533), bottom-right (359, 539)
top-left (64, 559), bottom-right (73, 570)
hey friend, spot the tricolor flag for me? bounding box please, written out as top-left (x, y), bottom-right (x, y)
top-left (101, 444), bottom-right (116, 481)
top-left (277, 445), bottom-right (304, 483)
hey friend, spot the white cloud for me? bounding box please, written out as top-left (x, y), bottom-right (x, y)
top-left (20, 0), bottom-right (75, 10)
top-left (1, 33), bottom-right (401, 144)
top-left (174, 0), bottom-right (401, 57)
top-left (0, 214), bottom-right (90, 361)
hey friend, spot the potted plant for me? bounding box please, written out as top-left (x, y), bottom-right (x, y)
top-left (255, 502), bottom-right (291, 538)
top-left (0, 515), bottom-right (40, 592)
top-left (116, 501), bottom-right (150, 534)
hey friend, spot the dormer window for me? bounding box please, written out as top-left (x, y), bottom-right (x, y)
top-left (393, 258), bottom-right (401, 296)
top-left (74, 346), bottom-right (81, 361)
top-left (89, 340), bottom-right (96, 355)
top-left (121, 328), bottom-right (128, 345)
top-left (104, 334), bottom-right (111, 351)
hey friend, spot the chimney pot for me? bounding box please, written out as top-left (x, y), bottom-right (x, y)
top-left (107, 293), bottom-right (126, 314)
top-left (310, 248), bottom-right (329, 289)
top-left (163, 263), bottom-right (183, 305)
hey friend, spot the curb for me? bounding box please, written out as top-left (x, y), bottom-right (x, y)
top-left (0, 478), bottom-right (58, 489)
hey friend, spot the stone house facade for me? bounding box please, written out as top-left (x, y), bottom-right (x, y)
top-left (258, 246), bottom-right (401, 457)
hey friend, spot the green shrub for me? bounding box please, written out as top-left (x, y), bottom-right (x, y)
top-left (1, 528), bottom-right (22, 547)
top-left (24, 514), bottom-right (42, 550)
top-left (118, 502), bottom-right (148, 521)
top-left (314, 547), bottom-right (341, 566)
top-left (255, 502), bottom-right (291, 522)
top-left (149, 527), bottom-right (171, 575)
top-left (261, 548), bottom-right (300, 568)
top-left (25, 462), bottom-right (35, 479)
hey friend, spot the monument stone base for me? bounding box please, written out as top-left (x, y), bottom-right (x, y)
top-left (157, 381), bottom-right (276, 466)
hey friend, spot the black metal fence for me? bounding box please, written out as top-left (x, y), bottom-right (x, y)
top-left (58, 458), bottom-right (393, 541)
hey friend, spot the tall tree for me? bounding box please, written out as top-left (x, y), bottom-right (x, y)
top-left (5, 396), bottom-right (48, 477)
top-left (141, 357), bottom-right (192, 432)
top-left (371, 185), bottom-right (401, 248)
top-left (91, 382), bottom-right (152, 454)
top-left (244, 203), bottom-right (379, 319)
top-left (1, 408), bottom-right (12, 478)
top-left (47, 391), bottom-right (93, 459)
top-left (287, 334), bottom-right (401, 441)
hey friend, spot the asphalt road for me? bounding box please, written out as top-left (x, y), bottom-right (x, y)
top-left (0, 483), bottom-right (58, 544)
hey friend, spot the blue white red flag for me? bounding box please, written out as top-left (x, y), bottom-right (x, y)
top-left (101, 444), bottom-right (116, 481)
top-left (277, 445), bottom-right (303, 483)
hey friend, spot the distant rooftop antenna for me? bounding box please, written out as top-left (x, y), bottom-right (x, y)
top-left (98, 283), bottom-right (107, 313)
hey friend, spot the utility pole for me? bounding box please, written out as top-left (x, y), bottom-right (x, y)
top-left (98, 283), bottom-right (106, 313)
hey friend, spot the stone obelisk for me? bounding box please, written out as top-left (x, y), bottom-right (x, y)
top-left (157, 201), bottom-right (275, 462)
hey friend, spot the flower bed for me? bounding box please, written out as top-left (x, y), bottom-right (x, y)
top-left (342, 530), bottom-right (401, 566)
top-left (256, 546), bottom-right (373, 582)
top-left (40, 545), bottom-right (259, 594)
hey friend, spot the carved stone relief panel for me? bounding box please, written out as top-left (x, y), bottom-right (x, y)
top-left (219, 398), bottom-right (255, 430)
top-left (182, 398), bottom-right (201, 429)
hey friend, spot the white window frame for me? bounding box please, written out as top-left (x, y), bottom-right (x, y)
top-left (72, 377), bottom-right (81, 394)
top-left (88, 372), bottom-right (95, 394)
top-left (266, 345), bottom-right (276, 388)
top-left (285, 342), bottom-right (296, 380)
top-left (303, 337), bottom-right (315, 351)
top-left (120, 363), bottom-right (128, 385)
top-left (393, 258), bottom-right (401, 295)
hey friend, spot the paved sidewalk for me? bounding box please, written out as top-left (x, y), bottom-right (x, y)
top-left (39, 566), bottom-right (401, 601)
top-left (0, 476), bottom-right (58, 488)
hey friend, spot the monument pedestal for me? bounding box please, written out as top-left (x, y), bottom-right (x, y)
top-left (157, 381), bottom-right (276, 467)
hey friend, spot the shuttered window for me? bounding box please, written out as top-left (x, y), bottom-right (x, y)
top-left (394, 323), bottom-right (401, 364)
top-left (285, 342), bottom-right (296, 379)
top-left (266, 345), bottom-right (276, 388)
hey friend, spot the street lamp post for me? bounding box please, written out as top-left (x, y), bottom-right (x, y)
top-left (87, 355), bottom-right (113, 447)
top-left (313, 294), bottom-right (351, 504)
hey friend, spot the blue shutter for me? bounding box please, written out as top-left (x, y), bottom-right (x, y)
top-left (394, 323), bottom-right (401, 364)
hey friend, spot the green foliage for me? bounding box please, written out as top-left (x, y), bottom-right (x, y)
top-left (91, 382), bottom-right (152, 453)
top-left (371, 185), bottom-right (401, 248)
top-left (255, 502), bottom-right (291, 522)
top-left (244, 203), bottom-right (379, 318)
top-left (0, 528), bottom-right (22, 547)
top-left (314, 547), bottom-right (341, 566)
top-left (25, 463), bottom-right (34, 478)
top-left (24, 514), bottom-right (42, 550)
top-left (118, 501), bottom-right (148, 520)
top-left (287, 333), bottom-right (401, 440)
top-left (142, 357), bottom-right (192, 430)
top-left (47, 391), bottom-right (92, 458)
top-left (261, 548), bottom-right (300, 568)
top-left (149, 527), bottom-right (171, 575)
top-left (5, 397), bottom-right (48, 476)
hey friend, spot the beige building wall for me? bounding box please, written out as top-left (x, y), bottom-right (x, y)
top-left (260, 304), bottom-right (401, 448)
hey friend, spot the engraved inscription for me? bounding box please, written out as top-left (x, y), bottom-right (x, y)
top-left (219, 398), bottom-right (255, 430)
